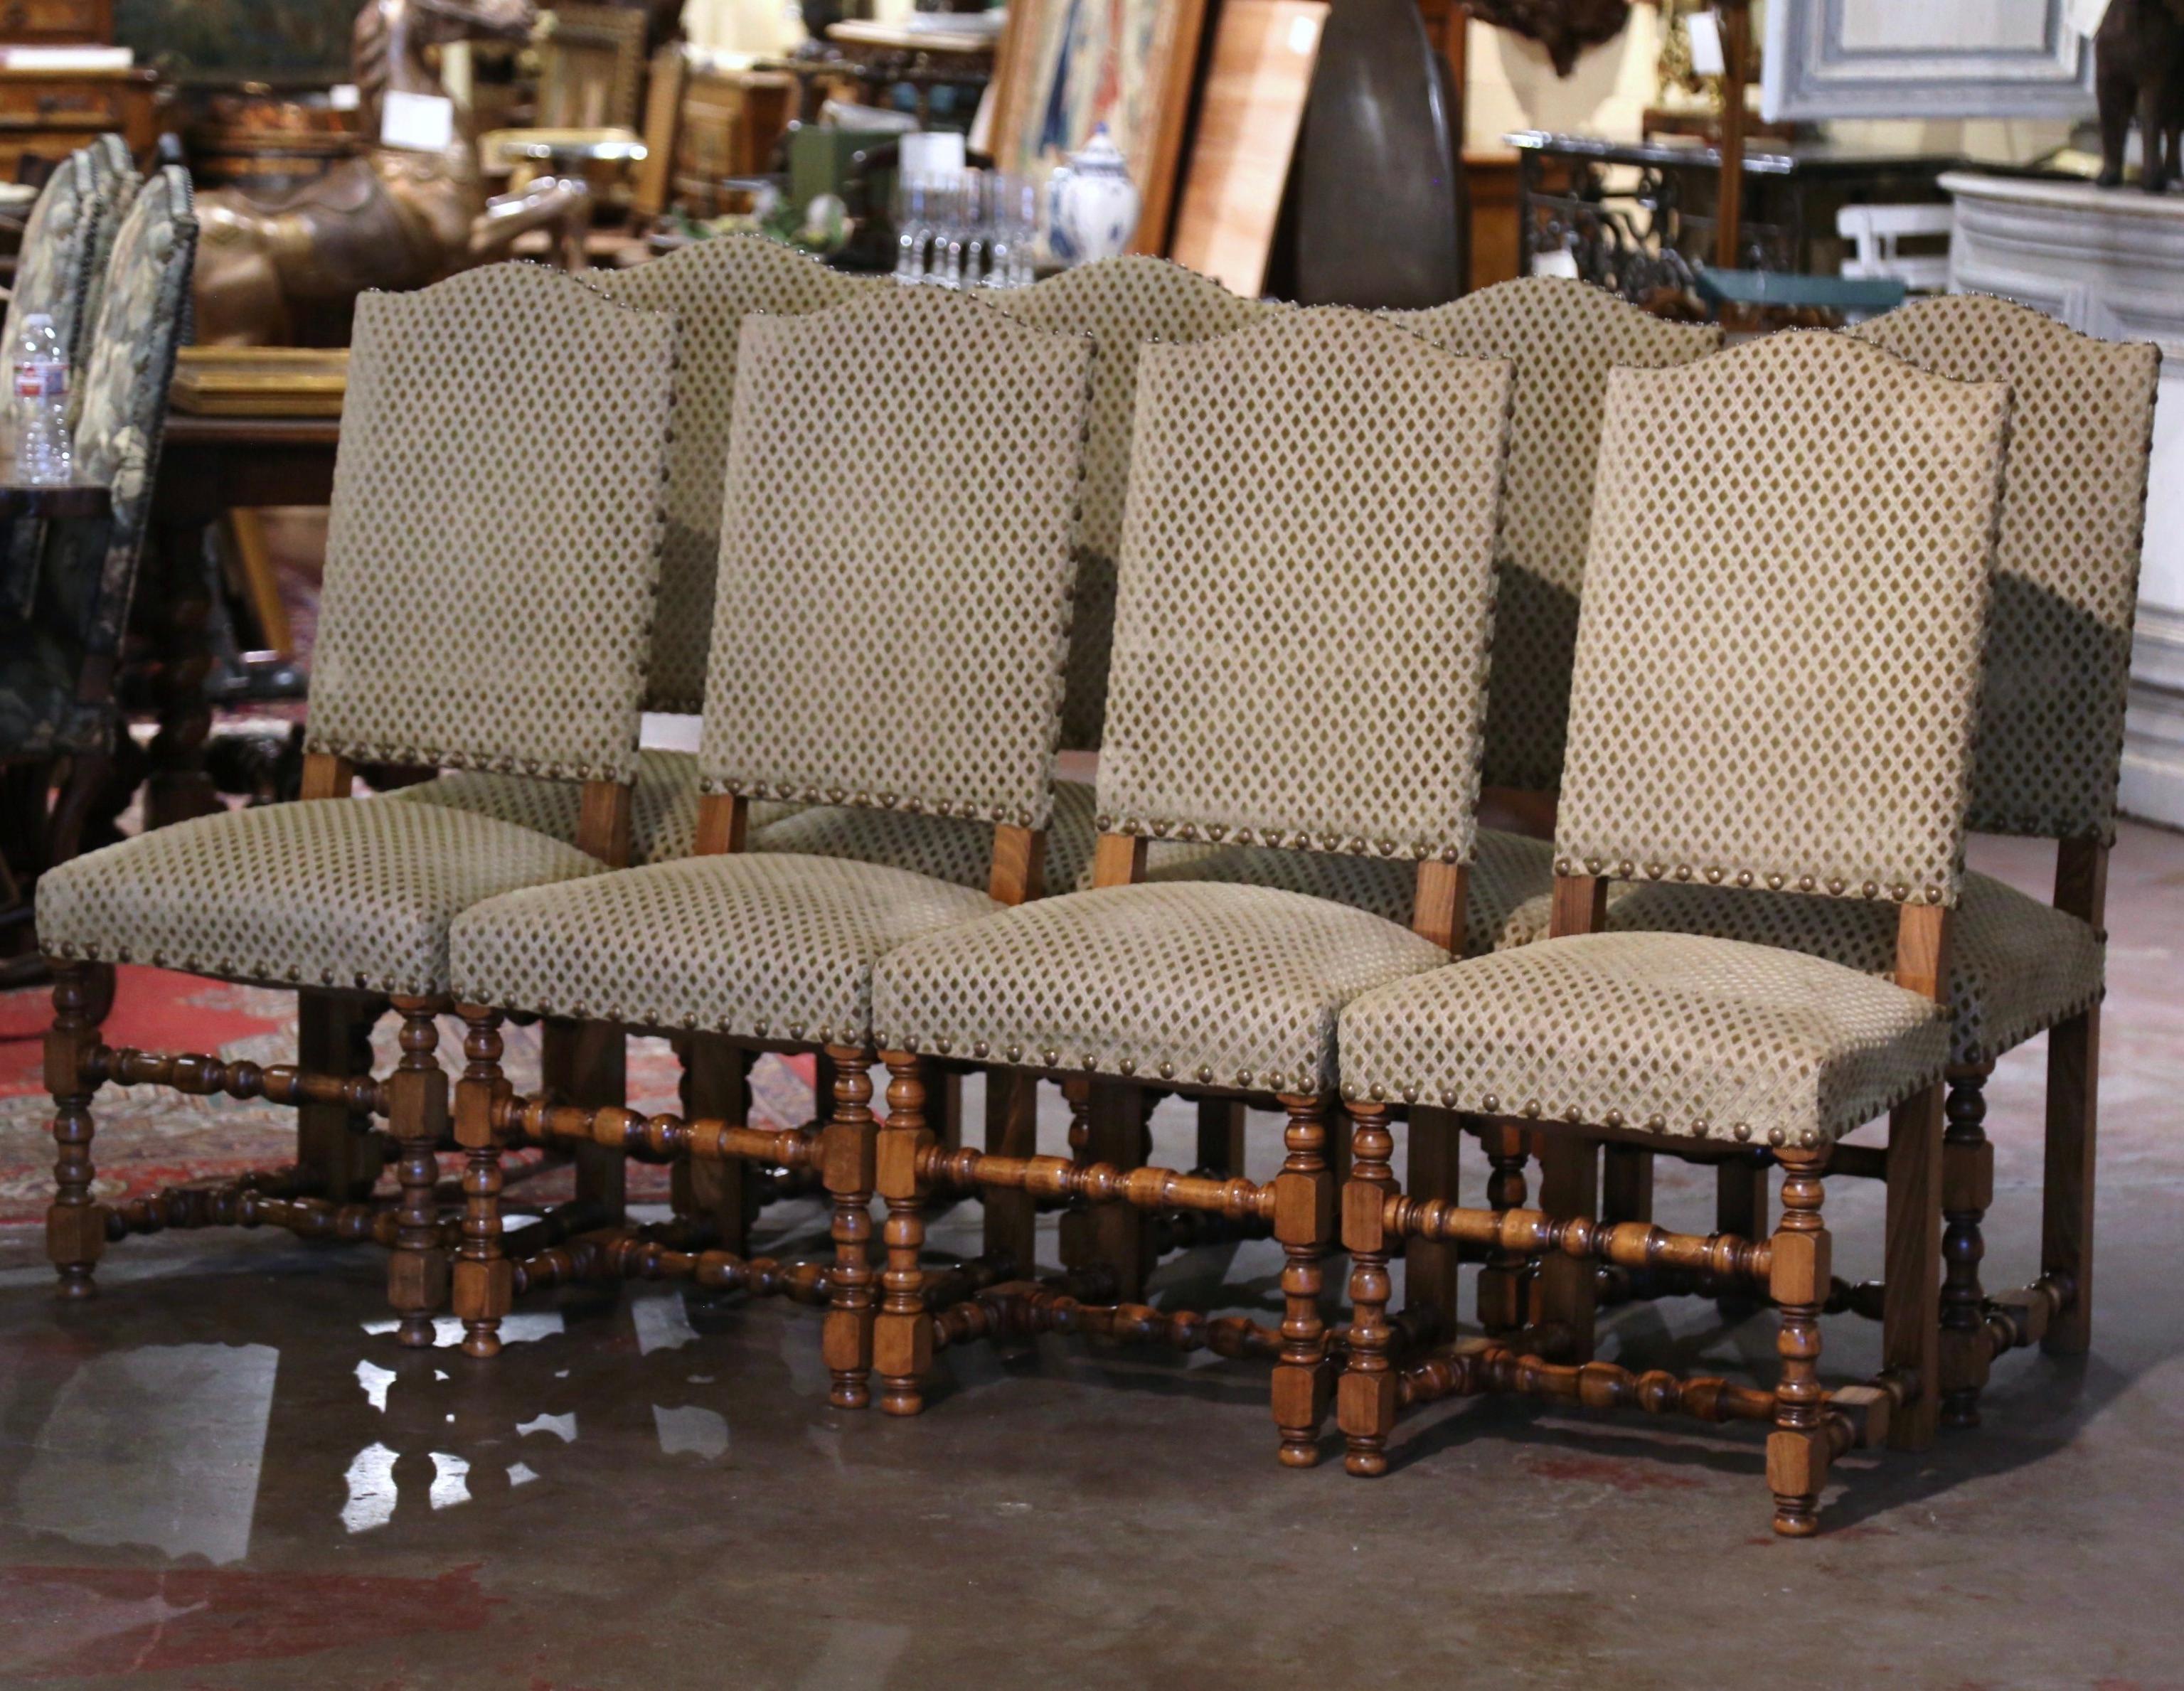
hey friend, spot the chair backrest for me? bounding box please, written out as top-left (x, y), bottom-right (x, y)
top-left (1394, 277), bottom-right (1722, 795)
top-left (699, 286), bottom-right (1093, 831)
top-left (2, 147), bottom-right (113, 372)
top-left (1850, 292), bottom-right (2160, 846)
top-left (591, 235), bottom-right (877, 713)
top-left (70, 165), bottom-right (197, 649)
top-left (306, 263), bottom-right (678, 784)
top-left (1095, 308), bottom-right (1512, 869)
top-left (1005, 255), bottom-right (1267, 750)
top-left (1837, 203), bottom-right (1953, 292)
top-left (75, 135), bottom-right (144, 377)
top-left (1554, 331), bottom-right (2009, 912)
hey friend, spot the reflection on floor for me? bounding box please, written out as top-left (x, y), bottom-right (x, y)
top-left (0, 821), bottom-right (2180, 1686)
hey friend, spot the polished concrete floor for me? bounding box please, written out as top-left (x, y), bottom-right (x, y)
top-left (1, 823), bottom-right (2180, 1690)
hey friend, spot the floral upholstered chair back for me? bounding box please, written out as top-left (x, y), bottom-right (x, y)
top-left (1396, 278), bottom-right (1722, 796)
top-left (1, 149), bottom-right (110, 374)
top-left (591, 235), bottom-right (878, 715)
top-left (1850, 293), bottom-right (2161, 848)
top-left (75, 134), bottom-right (145, 390)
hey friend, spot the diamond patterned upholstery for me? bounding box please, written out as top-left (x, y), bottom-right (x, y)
top-left (38, 799), bottom-right (610, 996)
top-left (450, 853), bottom-right (1002, 1045)
top-left (1338, 933), bottom-right (1949, 1148)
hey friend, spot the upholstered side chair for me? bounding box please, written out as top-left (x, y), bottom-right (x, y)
top-left (868, 309), bottom-right (1514, 1461)
top-left (2, 144), bottom-right (119, 375)
top-left (1508, 297), bottom-right (2160, 1426)
top-left (35, 263), bottom-right (678, 1343)
top-left (1334, 331), bottom-right (2010, 1535)
top-left (441, 284), bottom-right (1094, 1380)
top-left (74, 134), bottom-right (144, 390)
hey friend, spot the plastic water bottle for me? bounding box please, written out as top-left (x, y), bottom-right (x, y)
top-left (14, 311), bottom-right (72, 486)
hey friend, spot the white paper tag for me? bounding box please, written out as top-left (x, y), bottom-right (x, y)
top-left (380, 89), bottom-right (454, 151)
top-left (1533, 246), bottom-right (1580, 280)
top-left (1688, 10), bottom-right (1726, 78)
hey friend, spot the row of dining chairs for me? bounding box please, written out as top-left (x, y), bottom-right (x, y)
top-left (33, 240), bottom-right (2158, 1537)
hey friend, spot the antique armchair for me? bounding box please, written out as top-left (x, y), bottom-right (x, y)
top-left (864, 309), bottom-right (1513, 1456)
top-left (1332, 330), bottom-right (2010, 1533)
top-left (34, 262), bottom-right (678, 1331)
top-left (1504, 297), bottom-right (2160, 1425)
top-left (439, 284), bottom-right (1094, 1372)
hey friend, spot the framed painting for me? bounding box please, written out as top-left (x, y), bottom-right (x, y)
top-left (1762, 0), bottom-right (2098, 122)
top-left (988, 0), bottom-right (1210, 255)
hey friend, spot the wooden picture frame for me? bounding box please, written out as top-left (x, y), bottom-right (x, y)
top-left (1168, 0), bottom-right (1327, 296)
top-left (536, 4), bottom-right (649, 132)
top-left (1762, 0), bottom-right (2097, 122)
top-left (986, 0), bottom-right (1210, 256)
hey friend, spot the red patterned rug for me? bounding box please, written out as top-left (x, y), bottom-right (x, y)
top-left (0, 965), bottom-right (816, 1225)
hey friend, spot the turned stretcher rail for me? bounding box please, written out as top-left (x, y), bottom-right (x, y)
top-left (86, 1044), bottom-right (391, 1116)
top-left (919, 1143), bottom-right (1273, 1222)
top-left (1390, 1194), bottom-right (1773, 1284)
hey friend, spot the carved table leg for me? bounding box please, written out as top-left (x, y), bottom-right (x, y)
top-left (1939, 1065), bottom-right (1995, 1427)
top-left (1767, 1149), bottom-right (1831, 1536)
top-left (876, 1052), bottom-right (935, 1417)
top-left (386, 997), bottom-right (451, 1348)
top-left (821, 1045), bottom-right (878, 1409)
top-left (1272, 1092), bottom-right (1336, 1466)
top-left (46, 961), bottom-right (114, 1298)
top-left (1337, 1100), bottom-right (1400, 1476)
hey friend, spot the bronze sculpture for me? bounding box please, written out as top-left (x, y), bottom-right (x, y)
top-left (2096, 0), bottom-right (2184, 192)
top-left (192, 0), bottom-right (590, 346)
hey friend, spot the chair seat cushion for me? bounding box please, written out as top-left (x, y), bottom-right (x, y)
top-left (873, 882), bottom-right (1451, 1095)
top-left (449, 853), bottom-right (1001, 1045)
top-left (36, 797), bottom-right (610, 996)
top-left (1498, 870), bottom-right (2101, 1067)
top-left (387, 747), bottom-right (792, 867)
top-left (1126, 826), bottom-right (1555, 954)
top-left (1339, 932), bottom-right (1951, 1149)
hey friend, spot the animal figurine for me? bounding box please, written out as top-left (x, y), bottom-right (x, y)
top-left (192, 0), bottom-right (590, 346)
top-left (1464, 0), bottom-right (1631, 77)
top-left (2096, 0), bottom-right (2184, 191)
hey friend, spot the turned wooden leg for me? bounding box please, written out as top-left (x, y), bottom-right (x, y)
top-left (876, 1052), bottom-right (936, 1417)
top-left (1197, 1097), bottom-right (1247, 1175)
top-left (1767, 1150), bottom-right (1831, 1537)
top-left (45, 961), bottom-right (113, 1299)
top-left (544, 1017), bottom-right (626, 1222)
top-left (1939, 1065), bottom-right (1995, 1427)
top-left (1272, 1092), bottom-right (1336, 1466)
top-left (2042, 1006), bottom-right (2099, 1357)
top-left (296, 989), bottom-right (385, 1201)
top-left (1476, 1122), bottom-right (1530, 1336)
top-left (1337, 1101), bottom-right (1399, 1477)
top-left (1402, 1107), bottom-right (1461, 1345)
top-left (1532, 1131), bottom-right (1599, 1361)
top-left (1715, 1150), bottom-right (1770, 1317)
top-left (1883, 1085), bottom-right (1944, 1450)
top-left (982, 1070), bottom-right (1039, 1276)
top-left (452, 1007), bottom-right (512, 1360)
top-left (387, 997), bottom-right (452, 1349)
top-left (676, 1033), bottom-right (753, 1256)
top-left (1059, 1080), bottom-right (1152, 1299)
top-left (821, 1045), bottom-right (878, 1410)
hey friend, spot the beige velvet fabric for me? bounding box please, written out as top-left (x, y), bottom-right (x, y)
top-left (38, 798), bottom-right (609, 997)
top-left (1395, 279), bottom-right (1722, 794)
top-left (1852, 294), bottom-right (2161, 845)
top-left (305, 265), bottom-right (678, 784)
top-left (698, 287), bottom-right (1092, 831)
top-left (1096, 309), bottom-right (1512, 865)
top-left (1553, 332), bottom-right (2008, 910)
top-left (1005, 257), bottom-right (1267, 750)
top-left (1497, 868), bottom-right (2103, 1068)
top-left (449, 853), bottom-right (1001, 1045)
top-left (873, 882), bottom-right (1449, 1094)
top-left (1338, 933), bottom-right (1950, 1148)
top-left (591, 238), bottom-right (877, 713)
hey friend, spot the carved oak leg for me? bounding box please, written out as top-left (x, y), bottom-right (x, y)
top-left (453, 1006), bottom-right (512, 1360)
top-left (297, 989), bottom-right (385, 1201)
top-left (1715, 1149), bottom-right (1769, 1318)
top-left (876, 1052), bottom-right (934, 1417)
top-left (1476, 1121), bottom-right (1530, 1336)
top-left (821, 1045), bottom-right (878, 1410)
top-left (1272, 1092), bottom-right (1336, 1466)
top-left (1402, 1107), bottom-right (1461, 1346)
top-left (676, 1033), bottom-right (753, 1255)
top-left (1532, 1131), bottom-right (1599, 1361)
top-left (387, 997), bottom-right (452, 1348)
top-left (544, 1018), bottom-right (626, 1224)
top-left (1767, 1150), bottom-right (1831, 1537)
top-left (1939, 1065), bottom-right (1995, 1427)
top-left (1883, 1084), bottom-right (1944, 1450)
top-left (1337, 1101), bottom-right (1399, 1476)
top-left (2042, 1006), bottom-right (2099, 1357)
top-left (982, 1071), bottom-right (1039, 1276)
top-left (46, 961), bottom-right (114, 1298)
